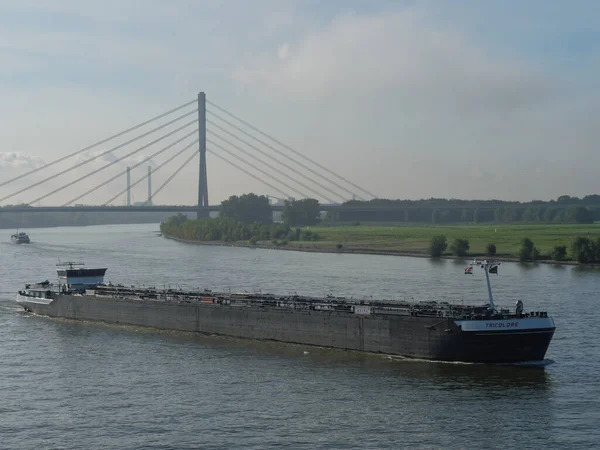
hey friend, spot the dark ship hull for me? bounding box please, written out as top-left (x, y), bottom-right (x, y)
top-left (16, 290), bottom-right (554, 364)
top-left (11, 233), bottom-right (30, 244)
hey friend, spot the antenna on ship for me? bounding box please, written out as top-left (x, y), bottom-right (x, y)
top-left (470, 259), bottom-right (500, 311)
top-left (56, 261), bottom-right (85, 269)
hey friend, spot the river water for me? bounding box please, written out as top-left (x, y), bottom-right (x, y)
top-left (1, 223), bottom-right (599, 449)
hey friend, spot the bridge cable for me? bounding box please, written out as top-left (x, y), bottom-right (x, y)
top-left (208, 132), bottom-right (334, 202)
top-left (207, 149), bottom-right (291, 200)
top-left (207, 100), bottom-right (377, 199)
top-left (103, 139), bottom-right (199, 206)
top-left (26, 119), bottom-right (197, 205)
top-left (0, 110), bottom-right (197, 204)
top-left (206, 119), bottom-right (345, 202)
top-left (142, 148), bottom-right (199, 206)
top-left (0, 99), bottom-right (196, 190)
top-left (64, 130), bottom-right (198, 206)
top-left (207, 138), bottom-right (313, 201)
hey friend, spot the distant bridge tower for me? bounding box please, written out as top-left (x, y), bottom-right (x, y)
top-left (197, 92), bottom-right (208, 218)
top-left (126, 166), bottom-right (131, 206)
top-left (147, 166), bottom-right (152, 205)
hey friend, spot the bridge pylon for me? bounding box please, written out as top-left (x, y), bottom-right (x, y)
top-left (197, 91), bottom-right (209, 218)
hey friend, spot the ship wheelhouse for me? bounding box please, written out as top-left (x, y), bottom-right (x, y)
top-left (56, 262), bottom-right (107, 291)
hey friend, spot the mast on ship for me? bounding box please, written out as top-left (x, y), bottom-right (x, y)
top-left (469, 259), bottom-right (500, 311)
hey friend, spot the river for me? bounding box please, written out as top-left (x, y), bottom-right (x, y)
top-left (1, 223), bottom-right (598, 449)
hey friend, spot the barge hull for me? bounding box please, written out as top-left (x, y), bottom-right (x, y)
top-left (18, 294), bottom-right (553, 363)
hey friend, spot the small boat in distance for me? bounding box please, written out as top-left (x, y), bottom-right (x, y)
top-left (11, 230), bottom-right (31, 244)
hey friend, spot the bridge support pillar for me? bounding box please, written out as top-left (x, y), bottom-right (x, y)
top-left (197, 207), bottom-right (210, 220)
top-left (197, 92), bottom-right (209, 219)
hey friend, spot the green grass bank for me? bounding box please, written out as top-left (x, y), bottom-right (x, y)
top-left (273, 223), bottom-right (600, 261)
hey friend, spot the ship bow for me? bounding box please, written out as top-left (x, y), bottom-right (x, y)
top-left (451, 317), bottom-right (555, 363)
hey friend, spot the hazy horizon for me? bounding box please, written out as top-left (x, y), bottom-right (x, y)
top-left (1, 1), bottom-right (599, 206)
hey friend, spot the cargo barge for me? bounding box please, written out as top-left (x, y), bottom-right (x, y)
top-left (16, 261), bottom-right (555, 364)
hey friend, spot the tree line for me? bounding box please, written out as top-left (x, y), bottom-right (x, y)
top-left (428, 235), bottom-right (599, 263)
top-left (160, 213), bottom-right (321, 245)
top-left (208, 192), bottom-right (600, 226)
top-left (219, 193), bottom-right (321, 226)
top-left (344, 194), bottom-right (600, 208)
top-left (339, 195), bottom-right (600, 224)
top-left (160, 193), bottom-right (323, 244)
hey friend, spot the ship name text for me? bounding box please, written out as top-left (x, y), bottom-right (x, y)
top-left (486, 322), bottom-right (519, 328)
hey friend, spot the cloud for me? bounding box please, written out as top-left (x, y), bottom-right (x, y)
top-left (0, 0), bottom-right (184, 24)
top-left (229, 6), bottom-right (600, 201)
top-left (0, 82), bottom-right (201, 205)
top-left (234, 9), bottom-right (551, 116)
top-left (0, 152), bottom-right (46, 169)
top-left (277, 43), bottom-right (290, 61)
top-left (0, 2), bottom-right (599, 203)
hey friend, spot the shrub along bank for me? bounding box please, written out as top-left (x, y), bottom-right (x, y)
top-left (160, 214), bottom-right (320, 245)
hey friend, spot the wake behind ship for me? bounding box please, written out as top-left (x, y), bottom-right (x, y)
top-left (16, 261), bottom-right (555, 364)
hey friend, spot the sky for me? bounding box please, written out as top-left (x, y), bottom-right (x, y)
top-left (1, 0), bottom-right (599, 205)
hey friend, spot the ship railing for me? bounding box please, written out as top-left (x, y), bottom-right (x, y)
top-left (79, 286), bottom-right (546, 318)
top-left (370, 306), bottom-right (413, 316)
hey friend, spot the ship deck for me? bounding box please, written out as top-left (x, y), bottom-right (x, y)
top-left (73, 284), bottom-right (548, 322)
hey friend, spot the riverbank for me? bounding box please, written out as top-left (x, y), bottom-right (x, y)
top-left (161, 233), bottom-right (583, 265)
top-left (314, 223), bottom-right (600, 256)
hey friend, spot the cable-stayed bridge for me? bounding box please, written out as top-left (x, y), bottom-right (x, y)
top-left (0, 92), bottom-right (379, 218)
